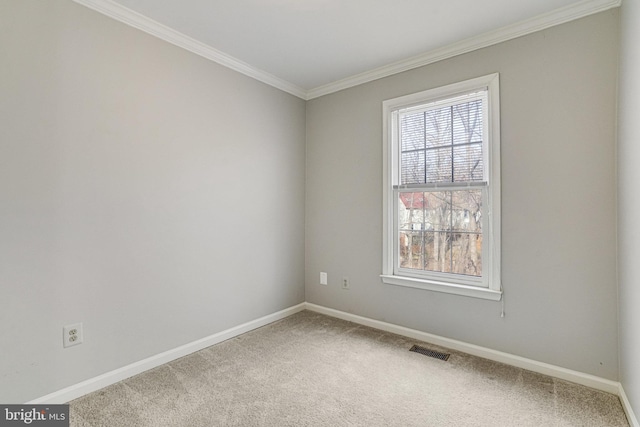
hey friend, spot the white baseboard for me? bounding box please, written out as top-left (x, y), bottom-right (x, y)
top-left (29, 299), bottom-right (637, 425)
top-left (28, 303), bottom-right (306, 404)
top-left (304, 303), bottom-right (621, 395)
top-left (620, 384), bottom-right (640, 427)
top-left (305, 301), bottom-right (640, 427)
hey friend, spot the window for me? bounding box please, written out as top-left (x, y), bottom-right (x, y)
top-left (381, 74), bottom-right (501, 300)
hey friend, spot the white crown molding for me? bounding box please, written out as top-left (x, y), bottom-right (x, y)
top-left (306, 0), bottom-right (621, 99)
top-left (73, 0), bottom-right (620, 101)
top-left (71, 0), bottom-right (307, 100)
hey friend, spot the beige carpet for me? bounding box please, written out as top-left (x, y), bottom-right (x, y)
top-left (70, 311), bottom-right (629, 426)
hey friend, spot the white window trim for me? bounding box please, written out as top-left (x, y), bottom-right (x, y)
top-left (381, 73), bottom-right (502, 301)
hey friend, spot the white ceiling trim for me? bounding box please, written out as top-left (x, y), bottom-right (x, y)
top-left (71, 0), bottom-right (308, 99)
top-left (73, 0), bottom-right (620, 101)
top-left (306, 0), bottom-right (621, 99)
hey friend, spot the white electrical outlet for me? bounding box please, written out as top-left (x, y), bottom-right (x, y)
top-left (320, 272), bottom-right (328, 285)
top-left (63, 323), bottom-right (83, 348)
top-left (342, 276), bottom-right (350, 289)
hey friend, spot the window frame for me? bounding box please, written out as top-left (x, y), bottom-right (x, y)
top-left (381, 74), bottom-right (502, 301)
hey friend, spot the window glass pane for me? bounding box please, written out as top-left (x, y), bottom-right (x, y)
top-left (425, 108), bottom-right (452, 148)
top-left (401, 151), bottom-right (425, 184)
top-left (424, 147), bottom-right (453, 183)
top-left (452, 100), bottom-right (483, 146)
top-left (399, 231), bottom-right (423, 269)
top-left (400, 113), bottom-right (424, 151)
top-left (453, 143), bottom-right (483, 182)
top-left (422, 192), bottom-right (450, 231)
top-left (451, 190), bottom-right (482, 233)
top-left (451, 233), bottom-right (482, 276)
top-left (424, 231), bottom-right (450, 273)
top-left (399, 231), bottom-right (410, 267)
top-left (398, 192), bottom-right (426, 231)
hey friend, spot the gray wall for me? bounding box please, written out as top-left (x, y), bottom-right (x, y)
top-left (306, 10), bottom-right (619, 380)
top-left (618, 0), bottom-right (640, 416)
top-left (0, 1), bottom-right (306, 403)
top-left (0, 0), bottom-right (625, 406)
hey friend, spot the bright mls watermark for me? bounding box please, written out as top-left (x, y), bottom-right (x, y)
top-left (0, 405), bottom-right (69, 426)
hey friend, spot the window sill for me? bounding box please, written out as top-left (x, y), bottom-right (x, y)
top-left (380, 274), bottom-right (502, 301)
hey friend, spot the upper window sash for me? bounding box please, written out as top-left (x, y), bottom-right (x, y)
top-left (392, 90), bottom-right (489, 188)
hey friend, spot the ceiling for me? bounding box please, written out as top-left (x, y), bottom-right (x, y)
top-left (78, 0), bottom-right (620, 98)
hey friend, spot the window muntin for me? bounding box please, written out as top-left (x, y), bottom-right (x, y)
top-left (382, 74), bottom-right (501, 299)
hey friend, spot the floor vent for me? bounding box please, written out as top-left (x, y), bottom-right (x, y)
top-left (409, 345), bottom-right (450, 361)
